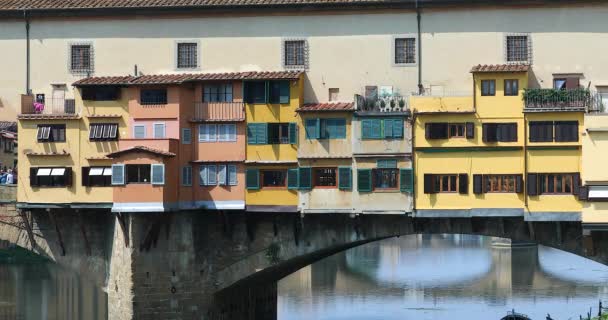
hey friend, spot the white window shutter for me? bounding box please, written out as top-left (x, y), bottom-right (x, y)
top-left (154, 123), bottom-right (166, 139)
top-left (111, 164), bottom-right (125, 185)
top-left (199, 165), bottom-right (208, 185)
top-left (151, 164), bottom-right (165, 185)
top-left (209, 124), bottom-right (217, 141)
top-left (228, 165), bottom-right (237, 186)
top-left (208, 165), bottom-right (217, 185)
top-left (134, 125), bottom-right (145, 138)
top-left (218, 165), bottom-right (227, 185)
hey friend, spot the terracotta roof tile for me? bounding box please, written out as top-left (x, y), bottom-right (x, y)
top-left (470, 64), bottom-right (530, 73)
top-left (17, 114), bottom-right (81, 120)
top-left (297, 102), bottom-right (354, 112)
top-left (73, 71), bottom-right (303, 86)
top-left (106, 145), bottom-right (176, 158)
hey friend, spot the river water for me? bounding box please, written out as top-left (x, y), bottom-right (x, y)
top-left (278, 234), bottom-right (608, 320)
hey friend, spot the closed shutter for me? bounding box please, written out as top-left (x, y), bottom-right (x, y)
top-left (483, 124), bottom-right (498, 142)
top-left (245, 169), bottom-right (259, 189)
top-left (247, 124), bottom-right (256, 144)
top-left (508, 123), bottom-right (518, 142)
top-left (579, 185), bottom-right (589, 201)
top-left (357, 169), bottom-right (372, 192)
top-left (466, 122), bottom-right (475, 139)
top-left (279, 81), bottom-right (290, 104)
top-left (207, 165), bottom-right (217, 185)
top-left (515, 175), bottom-right (523, 193)
top-left (289, 123), bottom-right (298, 144)
top-left (423, 174), bottom-right (434, 194)
top-left (305, 118), bottom-right (320, 139)
top-left (555, 121), bottom-right (578, 142)
top-left (473, 174), bottom-right (483, 194)
top-left (425, 123), bottom-right (432, 139)
top-left (182, 128), bottom-right (192, 144)
top-left (257, 124), bottom-right (268, 144)
top-left (531, 121), bottom-right (554, 142)
top-left (393, 118), bottom-right (404, 138)
top-left (299, 167), bottom-right (312, 190)
top-left (384, 119), bottom-right (394, 138)
top-left (199, 166), bottom-right (208, 186)
top-left (64, 167), bottom-right (73, 187)
top-left (370, 119), bottom-right (382, 139)
top-left (573, 173), bottom-right (580, 195)
top-left (334, 119), bottom-right (347, 139)
top-left (362, 119), bottom-right (372, 139)
top-left (82, 167), bottom-right (90, 186)
top-left (218, 165), bottom-right (227, 186)
top-left (527, 173), bottom-right (538, 196)
top-left (338, 167), bottom-right (352, 190)
top-left (427, 123), bottom-right (448, 139)
top-left (30, 168), bottom-right (37, 187)
top-left (228, 165), bottom-right (238, 186)
top-left (111, 164), bottom-right (125, 185)
top-left (151, 164), bottom-right (165, 185)
top-left (287, 168), bottom-right (299, 190)
top-left (565, 77), bottom-right (580, 89)
top-left (458, 174), bottom-right (468, 194)
top-left (400, 168), bottom-right (413, 193)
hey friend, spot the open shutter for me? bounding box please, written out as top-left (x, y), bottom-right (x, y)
top-left (423, 174), bottom-right (434, 194)
top-left (527, 173), bottom-right (538, 196)
top-left (579, 185), bottom-right (589, 201)
top-left (400, 168), bottom-right (413, 193)
top-left (218, 165), bottom-right (227, 186)
top-left (425, 123), bottom-right (432, 139)
top-left (228, 165), bottom-right (238, 186)
top-left (573, 173), bottom-right (580, 195)
top-left (257, 124), bottom-right (268, 145)
top-left (299, 167), bottom-right (312, 190)
top-left (151, 164), bottom-right (165, 185)
top-left (289, 123), bottom-right (298, 144)
top-left (247, 124), bottom-right (256, 145)
top-left (279, 81), bottom-right (290, 104)
top-left (473, 174), bottom-right (483, 194)
top-left (338, 167), bottom-right (352, 191)
top-left (245, 169), bottom-right (259, 190)
top-left (111, 164), bottom-right (125, 185)
top-left (357, 169), bottom-right (372, 192)
top-left (305, 119), bottom-right (320, 139)
top-left (515, 175), bottom-right (523, 193)
top-left (82, 167), bottom-right (90, 187)
top-left (466, 122), bottom-right (475, 139)
top-left (287, 168), bottom-right (299, 190)
top-left (458, 173), bottom-right (468, 194)
top-left (30, 168), bottom-right (37, 187)
top-left (64, 168), bottom-right (73, 187)
top-left (393, 118), bottom-right (404, 138)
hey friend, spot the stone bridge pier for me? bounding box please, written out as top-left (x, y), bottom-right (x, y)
top-left (2, 206), bottom-right (608, 320)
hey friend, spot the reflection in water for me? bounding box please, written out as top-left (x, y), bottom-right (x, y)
top-left (0, 249), bottom-right (107, 320)
top-left (278, 235), bottom-right (608, 320)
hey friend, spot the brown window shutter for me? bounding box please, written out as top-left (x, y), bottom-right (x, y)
top-left (482, 175), bottom-right (489, 193)
top-left (65, 168), bottom-right (73, 187)
top-left (515, 175), bottom-right (523, 193)
top-left (527, 173), bottom-right (538, 196)
top-left (458, 174), bottom-right (468, 194)
top-left (82, 167), bottom-right (90, 187)
top-left (425, 123), bottom-right (432, 139)
top-left (473, 174), bottom-right (483, 194)
top-left (424, 174), bottom-right (434, 194)
top-left (565, 77), bottom-right (579, 89)
top-left (578, 185), bottom-right (589, 201)
top-left (466, 122), bottom-right (475, 139)
top-left (30, 168), bottom-right (38, 187)
top-left (572, 173), bottom-right (580, 195)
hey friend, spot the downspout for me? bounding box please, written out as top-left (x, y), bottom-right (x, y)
top-left (524, 112), bottom-right (528, 208)
top-left (411, 112), bottom-right (416, 216)
top-left (24, 10), bottom-right (31, 95)
top-left (416, 1), bottom-right (423, 95)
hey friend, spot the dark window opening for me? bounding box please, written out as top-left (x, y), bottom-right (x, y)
top-left (81, 86), bottom-right (120, 101)
top-left (284, 40), bottom-right (306, 67)
top-left (203, 83), bottom-right (233, 102)
top-left (31, 167), bottom-right (71, 187)
top-left (374, 168), bottom-right (399, 190)
top-left (262, 170), bottom-right (286, 188)
top-left (70, 44), bottom-right (92, 73)
top-left (448, 123), bottom-right (465, 138)
top-left (485, 175), bottom-right (517, 193)
top-left (82, 167), bottom-right (112, 187)
top-left (539, 173), bottom-right (575, 194)
top-left (126, 164), bottom-right (151, 184)
top-left (483, 123), bottom-right (517, 142)
top-left (395, 38), bottom-right (416, 64)
top-left (481, 80), bottom-right (496, 96)
top-left (177, 42), bottom-right (198, 69)
top-left (314, 168), bottom-right (337, 187)
top-left (268, 123), bottom-right (290, 144)
top-left (140, 89), bottom-right (167, 105)
top-left (37, 124), bottom-right (66, 142)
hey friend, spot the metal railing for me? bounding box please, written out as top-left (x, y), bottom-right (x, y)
top-left (354, 94), bottom-right (409, 113)
top-left (524, 88), bottom-right (602, 112)
top-left (193, 101), bottom-right (245, 121)
top-left (21, 97), bottom-right (77, 115)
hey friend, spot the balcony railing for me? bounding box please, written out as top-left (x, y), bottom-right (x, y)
top-left (192, 101), bottom-right (245, 121)
top-left (354, 94), bottom-right (409, 115)
top-left (20, 95), bottom-right (78, 116)
top-left (523, 88), bottom-right (601, 112)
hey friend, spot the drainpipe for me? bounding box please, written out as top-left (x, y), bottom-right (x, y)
top-left (411, 112), bottom-right (416, 216)
top-left (24, 10), bottom-right (31, 95)
top-left (524, 113), bottom-right (529, 208)
top-left (416, 2), bottom-right (423, 95)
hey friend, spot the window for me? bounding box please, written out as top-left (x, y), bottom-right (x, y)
top-left (481, 80), bottom-right (496, 96)
top-left (269, 81), bottom-right (290, 104)
top-left (31, 167), bottom-right (72, 187)
top-left (329, 88), bottom-right (339, 102)
top-left (374, 168), bottom-right (399, 189)
top-left (529, 121), bottom-right (578, 142)
top-left (203, 83), bottom-right (233, 102)
top-left (199, 165), bottom-right (216, 186)
top-left (305, 118), bottom-right (346, 139)
top-left (553, 77), bottom-right (579, 90)
top-left (37, 124), bottom-right (66, 142)
top-left (506, 34), bottom-right (530, 63)
top-left (70, 43), bottom-right (93, 74)
top-left (126, 165), bottom-right (151, 184)
top-left (555, 121), bottom-right (578, 142)
top-left (133, 125), bottom-right (146, 139)
top-left (244, 82), bottom-right (267, 104)
top-left (394, 37), bottom-right (416, 65)
top-left (153, 123), bottom-right (166, 139)
top-left (504, 79), bottom-right (519, 96)
top-left (540, 174), bottom-right (575, 194)
top-left (81, 86), bottom-right (119, 101)
top-left (182, 128), bottom-right (192, 144)
top-left (434, 175), bottom-right (458, 193)
top-left (314, 168), bottom-right (336, 187)
top-left (218, 124), bottom-right (237, 142)
top-left (262, 170), bottom-right (286, 188)
top-left (244, 81), bottom-right (289, 104)
top-left (82, 167), bottom-right (112, 187)
top-left (425, 123), bottom-right (448, 140)
top-left (482, 123), bottom-right (517, 142)
top-left (176, 42), bottom-right (198, 69)
top-left (485, 175), bottom-right (517, 193)
top-left (181, 166), bottom-right (192, 186)
top-left (529, 121), bottom-right (553, 142)
top-left (424, 174), bottom-right (468, 194)
top-left (89, 123), bottom-right (118, 141)
top-left (361, 118), bottom-right (404, 140)
top-left (283, 40), bottom-right (306, 68)
top-left (268, 123), bottom-right (290, 144)
top-left (448, 123), bottom-right (465, 138)
top-left (198, 124), bottom-right (217, 142)
top-left (140, 89), bottom-right (167, 105)
top-left (227, 165), bottom-right (238, 186)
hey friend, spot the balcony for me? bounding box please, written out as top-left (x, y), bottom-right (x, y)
top-left (192, 102), bottom-right (245, 122)
top-left (19, 95), bottom-right (79, 119)
top-left (523, 88), bottom-right (601, 112)
top-left (354, 93), bottom-right (410, 116)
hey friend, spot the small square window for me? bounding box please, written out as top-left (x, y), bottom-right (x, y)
top-left (448, 123), bottom-right (465, 138)
top-left (177, 42), bottom-right (198, 69)
top-left (329, 88), bottom-right (339, 102)
top-left (481, 80), bottom-right (496, 96)
top-left (283, 40), bottom-right (307, 68)
top-left (394, 37), bottom-right (416, 65)
top-left (504, 79), bottom-right (519, 96)
top-left (70, 44), bottom-right (94, 74)
top-left (505, 34), bottom-right (530, 63)
top-left (140, 89), bottom-right (167, 105)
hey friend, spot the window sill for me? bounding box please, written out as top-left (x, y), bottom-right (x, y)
top-left (392, 63), bottom-right (417, 67)
top-left (372, 189), bottom-right (401, 193)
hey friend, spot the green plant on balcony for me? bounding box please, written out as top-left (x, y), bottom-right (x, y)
top-left (523, 88), bottom-right (591, 109)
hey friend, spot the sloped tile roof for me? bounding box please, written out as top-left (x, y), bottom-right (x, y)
top-left (470, 64), bottom-right (530, 73)
top-left (73, 71), bottom-right (303, 86)
top-left (106, 145), bottom-right (176, 158)
top-left (297, 102), bottom-right (354, 112)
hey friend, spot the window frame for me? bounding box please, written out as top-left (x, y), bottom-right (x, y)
top-left (313, 167), bottom-right (337, 189)
top-left (504, 79), bottom-right (519, 96)
top-left (267, 123), bottom-right (291, 145)
top-left (505, 33), bottom-right (531, 64)
top-left (133, 124), bottom-right (146, 139)
top-left (433, 174), bottom-right (459, 193)
top-left (32, 167), bottom-right (72, 187)
top-left (153, 122), bottom-right (166, 139)
top-left (126, 164), bottom-right (151, 184)
top-left (481, 80), bottom-right (496, 96)
top-left (175, 40), bottom-right (200, 70)
top-left (82, 166), bottom-right (112, 187)
top-left (69, 42), bottom-right (94, 75)
top-left (181, 166), bottom-right (193, 186)
top-left (37, 124), bottom-right (66, 142)
top-left (539, 173), bottom-right (576, 195)
top-left (261, 170), bottom-right (287, 189)
top-left (448, 123), bottom-right (466, 138)
top-left (282, 38), bottom-right (308, 69)
top-left (217, 124), bottom-right (237, 142)
top-left (393, 35), bottom-right (417, 66)
top-left (182, 128), bottom-right (192, 144)
top-left (89, 123), bottom-right (118, 141)
top-left (373, 168), bottom-right (400, 191)
top-left (140, 89), bottom-right (168, 105)
top-left (203, 83), bottom-right (233, 102)
top-left (485, 175), bottom-right (517, 193)
top-left (198, 124), bottom-right (217, 142)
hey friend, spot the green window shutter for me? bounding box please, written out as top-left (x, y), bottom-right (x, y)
top-left (305, 119), bottom-right (320, 139)
top-left (256, 123), bottom-right (267, 144)
top-left (384, 119), bottom-right (394, 138)
top-left (279, 81), bottom-right (290, 104)
top-left (377, 159), bottom-right (397, 168)
top-left (357, 169), bottom-right (372, 192)
top-left (393, 118), bottom-right (404, 138)
top-left (287, 168), bottom-right (299, 189)
top-left (245, 169), bottom-right (259, 190)
top-left (400, 168), bottom-right (413, 193)
top-left (289, 123), bottom-right (298, 144)
top-left (247, 123), bottom-right (257, 145)
top-left (338, 167), bottom-right (352, 190)
top-left (335, 119), bottom-right (346, 139)
top-left (371, 119), bottom-right (382, 139)
top-left (361, 119), bottom-right (372, 139)
top-left (299, 167), bottom-right (312, 189)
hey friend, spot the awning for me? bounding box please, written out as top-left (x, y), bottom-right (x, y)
top-left (89, 168), bottom-right (104, 176)
top-left (50, 168), bottom-right (65, 176)
top-left (37, 168), bottom-right (51, 176)
top-left (103, 168), bottom-right (112, 176)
